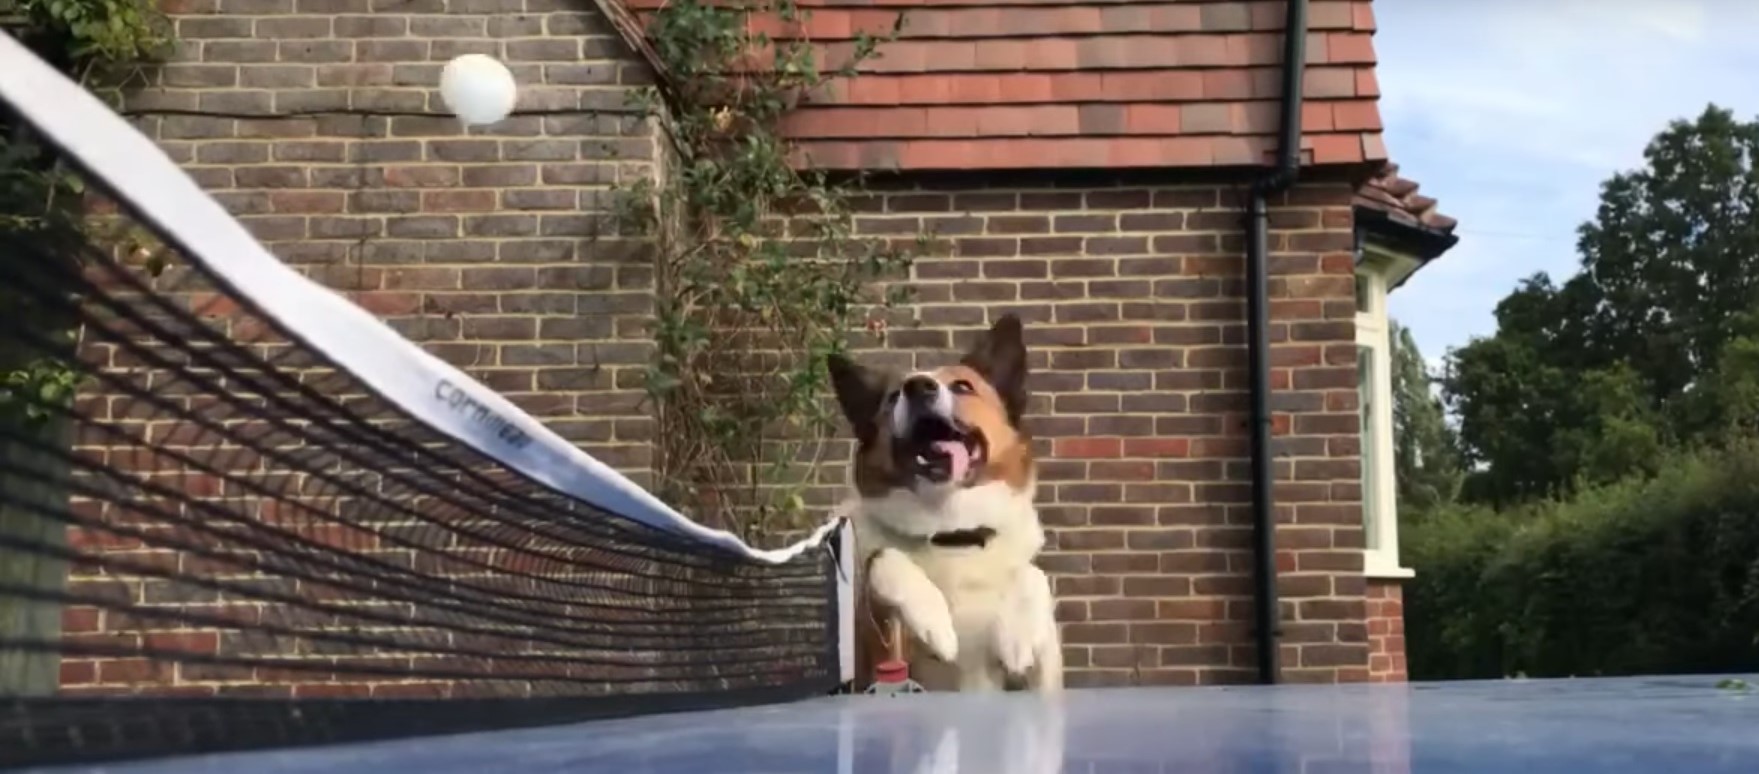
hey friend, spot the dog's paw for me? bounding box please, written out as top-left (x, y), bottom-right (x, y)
top-left (912, 604), bottom-right (960, 663)
top-left (869, 549), bottom-right (959, 662)
top-left (993, 619), bottom-right (1037, 677)
top-left (994, 565), bottom-right (1055, 679)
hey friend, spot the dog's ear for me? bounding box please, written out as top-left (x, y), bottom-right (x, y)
top-left (827, 353), bottom-right (889, 442)
top-left (961, 314), bottom-right (1028, 424)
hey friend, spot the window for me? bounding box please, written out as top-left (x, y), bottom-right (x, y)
top-left (1357, 344), bottom-right (1379, 552)
top-left (1353, 264), bottom-right (1410, 579)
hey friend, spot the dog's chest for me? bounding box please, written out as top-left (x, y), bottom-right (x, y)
top-left (909, 546), bottom-right (1014, 626)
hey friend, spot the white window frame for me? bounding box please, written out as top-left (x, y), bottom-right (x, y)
top-left (1355, 243), bottom-right (1418, 580)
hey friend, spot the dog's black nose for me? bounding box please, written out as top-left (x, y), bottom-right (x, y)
top-left (901, 375), bottom-right (938, 403)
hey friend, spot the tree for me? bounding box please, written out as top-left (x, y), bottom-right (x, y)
top-left (1443, 104), bottom-right (1759, 504)
top-left (1388, 320), bottom-right (1462, 513)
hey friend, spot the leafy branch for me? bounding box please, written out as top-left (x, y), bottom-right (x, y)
top-left (615, 0), bottom-right (927, 539)
top-left (0, 0), bottom-right (173, 427)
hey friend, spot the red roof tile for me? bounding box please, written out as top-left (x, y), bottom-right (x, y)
top-left (621, 0), bottom-right (1388, 172)
top-left (1355, 162), bottom-right (1458, 236)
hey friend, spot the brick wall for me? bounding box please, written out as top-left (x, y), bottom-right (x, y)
top-left (58, 0), bottom-right (675, 696)
top-left (826, 173), bottom-right (1371, 686)
top-left (135, 0), bottom-right (660, 482)
top-left (61, 2), bottom-right (1380, 691)
top-left (1367, 579), bottom-right (1408, 682)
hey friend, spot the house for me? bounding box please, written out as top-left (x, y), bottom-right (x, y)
top-left (1353, 163), bottom-right (1458, 681)
top-left (68, 0), bottom-right (1454, 690)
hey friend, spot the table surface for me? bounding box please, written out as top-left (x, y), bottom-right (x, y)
top-left (43, 675), bottom-right (1759, 774)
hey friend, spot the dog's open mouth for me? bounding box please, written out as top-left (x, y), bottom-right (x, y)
top-left (900, 414), bottom-right (986, 486)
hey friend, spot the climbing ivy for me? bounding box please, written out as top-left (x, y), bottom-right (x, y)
top-left (616, 0), bottom-right (926, 540)
top-left (0, 0), bottom-right (173, 424)
top-left (3, 0), bottom-right (171, 78)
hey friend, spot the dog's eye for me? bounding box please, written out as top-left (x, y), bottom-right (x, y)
top-left (949, 380), bottom-right (975, 395)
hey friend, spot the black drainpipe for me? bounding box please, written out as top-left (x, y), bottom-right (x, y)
top-left (1245, 0), bottom-right (1308, 686)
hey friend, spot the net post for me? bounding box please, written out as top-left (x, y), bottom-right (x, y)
top-left (834, 519), bottom-right (854, 687)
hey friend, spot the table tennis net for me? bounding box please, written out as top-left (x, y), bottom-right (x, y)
top-left (0, 221), bottom-right (843, 767)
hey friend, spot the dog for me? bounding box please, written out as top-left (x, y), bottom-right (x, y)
top-left (828, 314), bottom-right (1062, 693)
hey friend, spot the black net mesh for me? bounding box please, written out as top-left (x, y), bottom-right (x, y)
top-left (0, 224), bottom-right (841, 768)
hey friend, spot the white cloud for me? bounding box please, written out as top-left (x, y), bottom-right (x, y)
top-left (1624, 2), bottom-right (1710, 41)
top-left (1374, 0), bottom-right (1759, 362)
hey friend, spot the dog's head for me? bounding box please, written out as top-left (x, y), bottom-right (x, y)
top-left (828, 315), bottom-right (1033, 499)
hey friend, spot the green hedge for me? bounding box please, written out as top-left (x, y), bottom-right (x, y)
top-left (1403, 443), bottom-right (1759, 680)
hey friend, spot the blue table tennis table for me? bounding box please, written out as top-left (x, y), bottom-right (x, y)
top-left (42, 675), bottom-right (1759, 773)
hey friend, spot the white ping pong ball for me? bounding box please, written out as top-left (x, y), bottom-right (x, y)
top-left (439, 54), bottom-right (518, 126)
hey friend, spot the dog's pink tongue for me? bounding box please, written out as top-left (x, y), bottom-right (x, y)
top-left (933, 440), bottom-right (971, 481)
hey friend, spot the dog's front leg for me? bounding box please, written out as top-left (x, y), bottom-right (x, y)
top-left (867, 548), bottom-right (958, 662)
top-left (993, 563), bottom-right (1062, 693)
top-left (1028, 622), bottom-right (1064, 693)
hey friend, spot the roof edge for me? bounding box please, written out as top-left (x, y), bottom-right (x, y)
top-left (588, 0), bottom-right (675, 94)
top-left (1354, 205), bottom-right (1458, 262)
top-left (1352, 162), bottom-right (1459, 262)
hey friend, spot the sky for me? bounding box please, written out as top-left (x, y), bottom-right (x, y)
top-left (1373, 0), bottom-right (1759, 365)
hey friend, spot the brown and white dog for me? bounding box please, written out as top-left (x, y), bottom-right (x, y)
top-left (828, 315), bottom-right (1061, 693)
